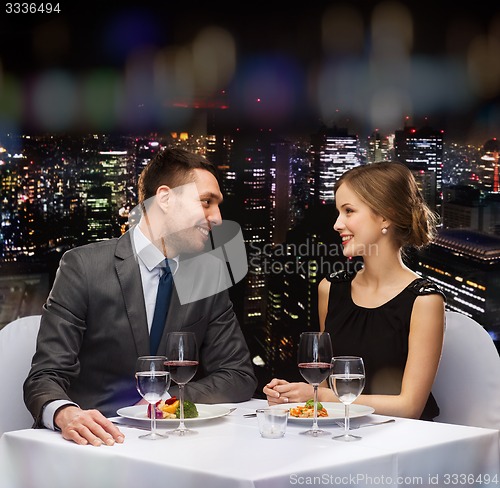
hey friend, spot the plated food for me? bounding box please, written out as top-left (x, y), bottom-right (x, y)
top-left (289, 399), bottom-right (328, 418)
top-left (117, 403), bottom-right (231, 424)
top-left (147, 396), bottom-right (199, 419)
top-left (272, 402), bottom-right (375, 423)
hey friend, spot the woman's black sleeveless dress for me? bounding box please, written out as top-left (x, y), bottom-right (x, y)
top-left (324, 270), bottom-right (446, 421)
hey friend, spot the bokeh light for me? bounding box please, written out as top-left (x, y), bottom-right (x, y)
top-left (321, 4), bottom-right (364, 56)
top-left (31, 70), bottom-right (78, 131)
top-left (467, 33), bottom-right (500, 99)
top-left (81, 69), bottom-right (123, 131)
top-left (0, 72), bottom-right (22, 133)
top-left (370, 1), bottom-right (413, 58)
top-left (102, 7), bottom-right (163, 64)
top-left (191, 26), bottom-right (236, 96)
top-left (0, 2), bottom-right (498, 142)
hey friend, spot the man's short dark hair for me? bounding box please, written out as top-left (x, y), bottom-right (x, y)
top-left (138, 148), bottom-right (219, 203)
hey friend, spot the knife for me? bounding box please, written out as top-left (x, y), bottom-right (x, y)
top-left (110, 420), bottom-right (158, 431)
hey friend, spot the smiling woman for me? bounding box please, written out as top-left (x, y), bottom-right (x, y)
top-left (334, 162), bottom-right (438, 253)
top-left (263, 161), bottom-right (446, 422)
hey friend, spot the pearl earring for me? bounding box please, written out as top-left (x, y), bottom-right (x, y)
top-left (381, 228), bottom-right (388, 235)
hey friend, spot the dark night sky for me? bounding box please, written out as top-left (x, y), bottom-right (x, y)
top-left (1, 3), bottom-right (485, 72)
top-left (1, 2), bottom-right (500, 142)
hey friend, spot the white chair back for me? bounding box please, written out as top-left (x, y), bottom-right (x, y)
top-left (432, 311), bottom-right (500, 430)
top-left (0, 315), bottom-right (41, 436)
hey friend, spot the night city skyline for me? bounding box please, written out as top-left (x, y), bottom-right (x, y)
top-left (1, 121), bottom-right (500, 393)
top-left (1, 2), bottom-right (500, 391)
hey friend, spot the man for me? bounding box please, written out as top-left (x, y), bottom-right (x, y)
top-left (24, 148), bottom-right (257, 446)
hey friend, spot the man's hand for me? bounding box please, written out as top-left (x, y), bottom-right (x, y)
top-left (54, 405), bottom-right (125, 446)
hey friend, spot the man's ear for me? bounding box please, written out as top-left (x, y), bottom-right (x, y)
top-left (156, 185), bottom-right (170, 212)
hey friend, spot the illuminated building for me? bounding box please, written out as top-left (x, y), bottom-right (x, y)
top-left (442, 186), bottom-right (500, 235)
top-left (0, 149), bottom-right (21, 261)
top-left (483, 194), bottom-right (500, 236)
top-left (271, 139), bottom-right (292, 245)
top-left (442, 185), bottom-right (482, 230)
top-left (367, 130), bottom-right (392, 163)
top-left (85, 186), bottom-right (114, 241)
top-left (479, 138), bottom-right (499, 193)
top-left (98, 150), bottom-right (132, 213)
top-left (414, 229), bottom-right (500, 340)
top-left (394, 124), bottom-right (444, 212)
top-left (133, 138), bottom-right (164, 188)
top-left (264, 205), bottom-right (344, 379)
top-left (234, 131), bottom-right (274, 327)
top-left (206, 133), bottom-right (237, 197)
top-left (310, 126), bottom-right (360, 205)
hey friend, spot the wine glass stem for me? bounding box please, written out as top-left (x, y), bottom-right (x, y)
top-left (152, 403), bottom-right (157, 436)
top-left (312, 385), bottom-right (319, 431)
top-left (178, 384), bottom-right (186, 430)
top-left (344, 404), bottom-right (350, 436)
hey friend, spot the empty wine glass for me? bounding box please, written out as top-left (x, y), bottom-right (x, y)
top-left (329, 356), bottom-right (365, 442)
top-left (165, 331), bottom-right (199, 436)
top-left (297, 331), bottom-right (333, 436)
top-left (135, 355), bottom-right (170, 440)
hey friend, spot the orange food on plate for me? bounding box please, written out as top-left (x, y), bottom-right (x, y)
top-left (289, 402), bottom-right (328, 418)
top-left (147, 397), bottom-right (179, 419)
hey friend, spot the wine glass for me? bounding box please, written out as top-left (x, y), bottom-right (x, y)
top-left (329, 356), bottom-right (366, 442)
top-left (135, 355), bottom-right (170, 440)
top-left (297, 331), bottom-right (333, 436)
top-left (165, 331), bottom-right (199, 436)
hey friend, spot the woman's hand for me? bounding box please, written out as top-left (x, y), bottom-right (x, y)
top-left (263, 378), bottom-right (315, 405)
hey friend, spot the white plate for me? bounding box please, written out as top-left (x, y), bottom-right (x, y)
top-left (116, 404), bottom-right (231, 423)
top-left (276, 402), bottom-right (375, 423)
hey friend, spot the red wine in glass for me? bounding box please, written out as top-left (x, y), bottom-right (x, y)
top-left (165, 331), bottom-right (199, 436)
top-left (165, 360), bottom-right (199, 385)
top-left (297, 331), bottom-right (333, 437)
top-left (298, 362), bottom-right (332, 385)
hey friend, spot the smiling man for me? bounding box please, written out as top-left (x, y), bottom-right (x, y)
top-left (24, 148), bottom-right (257, 447)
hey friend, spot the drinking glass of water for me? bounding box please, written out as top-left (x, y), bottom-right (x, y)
top-left (135, 355), bottom-right (170, 440)
top-left (329, 356), bottom-right (365, 442)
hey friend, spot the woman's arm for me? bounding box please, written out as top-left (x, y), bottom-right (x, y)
top-left (318, 277), bottom-right (330, 333)
top-left (266, 283), bottom-right (445, 417)
top-left (346, 293), bottom-right (445, 418)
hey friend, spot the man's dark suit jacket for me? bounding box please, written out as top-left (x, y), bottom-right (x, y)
top-left (24, 230), bottom-right (257, 426)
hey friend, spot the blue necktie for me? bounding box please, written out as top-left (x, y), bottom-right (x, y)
top-left (150, 260), bottom-right (174, 355)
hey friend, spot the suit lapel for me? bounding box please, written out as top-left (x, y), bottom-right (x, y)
top-left (115, 231), bottom-right (150, 356)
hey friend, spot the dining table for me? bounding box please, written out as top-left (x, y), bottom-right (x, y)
top-left (0, 398), bottom-right (499, 488)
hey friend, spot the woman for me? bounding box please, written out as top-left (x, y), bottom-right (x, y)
top-left (264, 162), bottom-right (446, 420)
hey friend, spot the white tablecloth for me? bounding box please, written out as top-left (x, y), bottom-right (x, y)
top-left (1, 399), bottom-right (499, 488)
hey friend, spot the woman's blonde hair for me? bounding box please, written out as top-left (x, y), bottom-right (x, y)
top-left (334, 162), bottom-right (438, 249)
